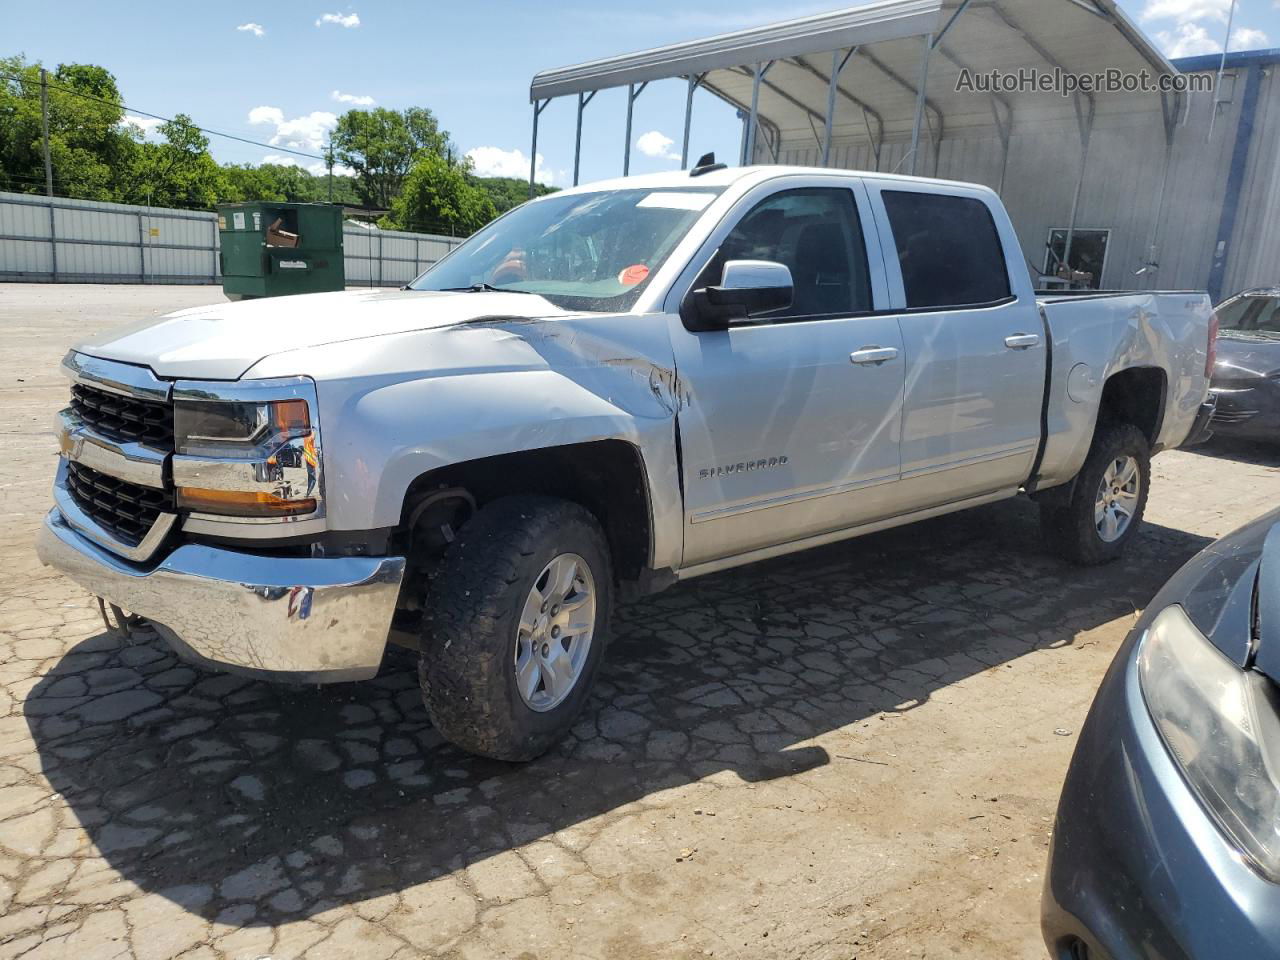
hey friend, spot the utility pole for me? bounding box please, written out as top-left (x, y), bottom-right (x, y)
top-left (326, 136), bottom-right (334, 203)
top-left (40, 69), bottom-right (53, 197)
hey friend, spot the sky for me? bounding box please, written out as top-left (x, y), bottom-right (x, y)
top-left (4, 0), bottom-right (1279, 190)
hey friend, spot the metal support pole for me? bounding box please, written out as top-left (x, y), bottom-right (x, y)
top-left (681, 75), bottom-right (699, 168)
top-left (1062, 96), bottom-right (1096, 286)
top-left (745, 62), bottom-right (764, 165)
top-left (528, 99), bottom-right (548, 199)
top-left (212, 217), bottom-right (218, 283)
top-left (990, 100), bottom-right (1012, 197)
top-left (822, 48), bottom-right (855, 167)
top-left (137, 212), bottom-right (146, 284)
top-left (909, 35), bottom-right (933, 175)
top-left (40, 69), bottom-right (53, 197)
top-left (1207, 0), bottom-right (1238, 142)
top-left (1141, 93), bottom-right (1179, 288)
top-left (624, 84), bottom-right (635, 175)
top-left (623, 82), bottom-right (648, 176)
top-left (573, 90), bottom-right (596, 186)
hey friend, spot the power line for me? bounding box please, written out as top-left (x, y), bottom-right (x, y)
top-left (0, 71), bottom-right (328, 161)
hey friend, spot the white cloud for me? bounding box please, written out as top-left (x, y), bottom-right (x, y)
top-left (236, 22), bottom-right (265, 37)
top-left (636, 130), bottom-right (681, 162)
top-left (1141, 0), bottom-right (1231, 23)
top-left (465, 146), bottom-right (555, 185)
top-left (1231, 26), bottom-right (1270, 49)
top-left (316, 11), bottom-right (360, 27)
top-left (331, 89), bottom-right (375, 106)
top-left (248, 106), bottom-right (337, 152)
top-left (248, 105), bottom-right (284, 127)
top-left (1156, 22), bottom-right (1223, 56)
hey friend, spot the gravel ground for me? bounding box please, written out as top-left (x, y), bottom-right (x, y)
top-left (1, 283), bottom-right (1277, 960)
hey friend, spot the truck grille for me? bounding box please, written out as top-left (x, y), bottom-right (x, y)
top-left (65, 461), bottom-right (171, 547)
top-left (70, 383), bottom-right (173, 449)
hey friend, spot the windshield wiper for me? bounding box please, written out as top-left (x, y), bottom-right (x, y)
top-left (439, 282), bottom-right (536, 295)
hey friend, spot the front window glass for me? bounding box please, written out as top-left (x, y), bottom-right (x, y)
top-left (693, 187), bottom-right (872, 321)
top-left (410, 187), bottom-right (723, 312)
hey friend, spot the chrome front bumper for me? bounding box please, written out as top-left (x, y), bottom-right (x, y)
top-left (37, 509), bottom-right (406, 683)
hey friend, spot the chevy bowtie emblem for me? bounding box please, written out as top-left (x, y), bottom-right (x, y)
top-left (698, 456), bottom-right (788, 480)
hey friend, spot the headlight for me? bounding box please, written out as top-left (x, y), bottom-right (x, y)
top-left (171, 379), bottom-right (322, 522)
top-left (174, 398), bottom-right (309, 456)
top-left (1139, 604), bottom-right (1280, 879)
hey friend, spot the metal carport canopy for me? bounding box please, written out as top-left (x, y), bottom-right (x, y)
top-left (527, 0), bottom-right (1180, 181)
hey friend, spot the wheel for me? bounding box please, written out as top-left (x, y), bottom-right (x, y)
top-left (419, 495), bottom-right (613, 761)
top-left (1040, 422), bottom-right (1151, 566)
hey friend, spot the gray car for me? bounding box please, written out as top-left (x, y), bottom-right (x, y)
top-left (1210, 287), bottom-right (1280, 441)
top-left (1042, 506), bottom-right (1280, 958)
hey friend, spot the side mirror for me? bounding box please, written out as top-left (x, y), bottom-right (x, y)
top-left (682, 260), bottom-right (794, 332)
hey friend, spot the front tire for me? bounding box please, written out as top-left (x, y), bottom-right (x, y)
top-left (419, 495), bottom-right (613, 761)
top-left (1040, 422), bottom-right (1151, 566)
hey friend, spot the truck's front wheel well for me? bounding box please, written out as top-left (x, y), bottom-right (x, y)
top-left (1097, 367), bottom-right (1166, 447)
top-left (397, 440), bottom-right (653, 586)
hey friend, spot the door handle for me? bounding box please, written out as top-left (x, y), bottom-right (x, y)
top-left (1004, 333), bottom-right (1040, 350)
top-left (850, 346), bottom-right (899, 365)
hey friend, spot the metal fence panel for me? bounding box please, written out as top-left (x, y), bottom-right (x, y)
top-left (0, 191), bottom-right (464, 286)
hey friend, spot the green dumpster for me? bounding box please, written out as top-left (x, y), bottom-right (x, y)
top-left (217, 202), bottom-right (345, 299)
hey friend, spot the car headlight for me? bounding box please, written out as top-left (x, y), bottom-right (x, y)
top-left (1138, 604), bottom-right (1280, 880)
top-left (171, 379), bottom-right (322, 521)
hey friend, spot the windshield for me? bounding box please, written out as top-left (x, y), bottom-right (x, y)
top-left (409, 187), bottom-right (723, 311)
top-left (1217, 295), bottom-right (1280, 337)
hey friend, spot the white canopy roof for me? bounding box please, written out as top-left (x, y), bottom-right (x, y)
top-left (530, 0), bottom-right (1180, 147)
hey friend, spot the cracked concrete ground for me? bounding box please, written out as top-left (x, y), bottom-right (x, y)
top-left (2, 283), bottom-right (1278, 960)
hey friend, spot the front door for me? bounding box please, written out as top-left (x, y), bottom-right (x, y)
top-left (666, 181), bottom-right (906, 567)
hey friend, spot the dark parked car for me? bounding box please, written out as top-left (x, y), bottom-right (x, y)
top-left (1042, 507), bottom-right (1280, 959)
top-left (1210, 287), bottom-right (1280, 441)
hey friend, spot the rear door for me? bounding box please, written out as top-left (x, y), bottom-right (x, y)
top-left (864, 181), bottom-right (1046, 509)
top-left (664, 178), bottom-right (905, 567)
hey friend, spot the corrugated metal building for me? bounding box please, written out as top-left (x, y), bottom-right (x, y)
top-left (529, 0), bottom-right (1280, 301)
top-left (0, 191), bottom-right (463, 286)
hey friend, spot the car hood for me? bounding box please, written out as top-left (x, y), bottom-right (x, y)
top-left (1214, 332), bottom-right (1280, 379)
top-left (73, 288), bottom-right (569, 380)
top-left (1148, 508), bottom-right (1280, 672)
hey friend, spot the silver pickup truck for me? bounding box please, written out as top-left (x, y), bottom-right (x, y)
top-left (38, 164), bottom-right (1217, 760)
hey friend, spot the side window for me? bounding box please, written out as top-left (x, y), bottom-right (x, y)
top-left (696, 188), bottom-right (872, 321)
top-left (882, 191), bottom-right (1012, 309)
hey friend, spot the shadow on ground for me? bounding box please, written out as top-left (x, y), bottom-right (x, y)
top-left (25, 498), bottom-right (1211, 924)
top-left (1185, 435), bottom-right (1280, 468)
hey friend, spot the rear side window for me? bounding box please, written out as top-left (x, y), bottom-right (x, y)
top-left (882, 191), bottom-right (1011, 309)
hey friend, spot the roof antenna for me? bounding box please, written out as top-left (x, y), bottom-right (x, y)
top-left (690, 152), bottom-right (727, 177)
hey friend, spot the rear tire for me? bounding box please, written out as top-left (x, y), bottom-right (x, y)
top-left (1040, 422), bottom-right (1151, 566)
top-left (419, 495), bottom-right (613, 761)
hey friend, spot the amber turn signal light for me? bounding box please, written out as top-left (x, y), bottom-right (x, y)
top-left (176, 487), bottom-right (317, 518)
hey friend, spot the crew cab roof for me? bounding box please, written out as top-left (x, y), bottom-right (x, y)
top-left (538, 164), bottom-right (997, 201)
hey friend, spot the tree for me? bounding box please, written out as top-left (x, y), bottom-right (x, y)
top-left (0, 55), bottom-right (132, 200)
top-left (331, 106), bottom-right (454, 209)
top-left (476, 176), bottom-right (557, 215)
top-left (117, 114), bottom-right (228, 209)
top-left (221, 163), bottom-right (361, 205)
top-left (387, 153), bottom-right (497, 235)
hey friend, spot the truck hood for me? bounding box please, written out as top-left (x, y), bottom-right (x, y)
top-left (73, 288), bottom-right (569, 380)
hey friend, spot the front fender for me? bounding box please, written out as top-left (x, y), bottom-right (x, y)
top-left (245, 317), bottom-right (683, 570)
